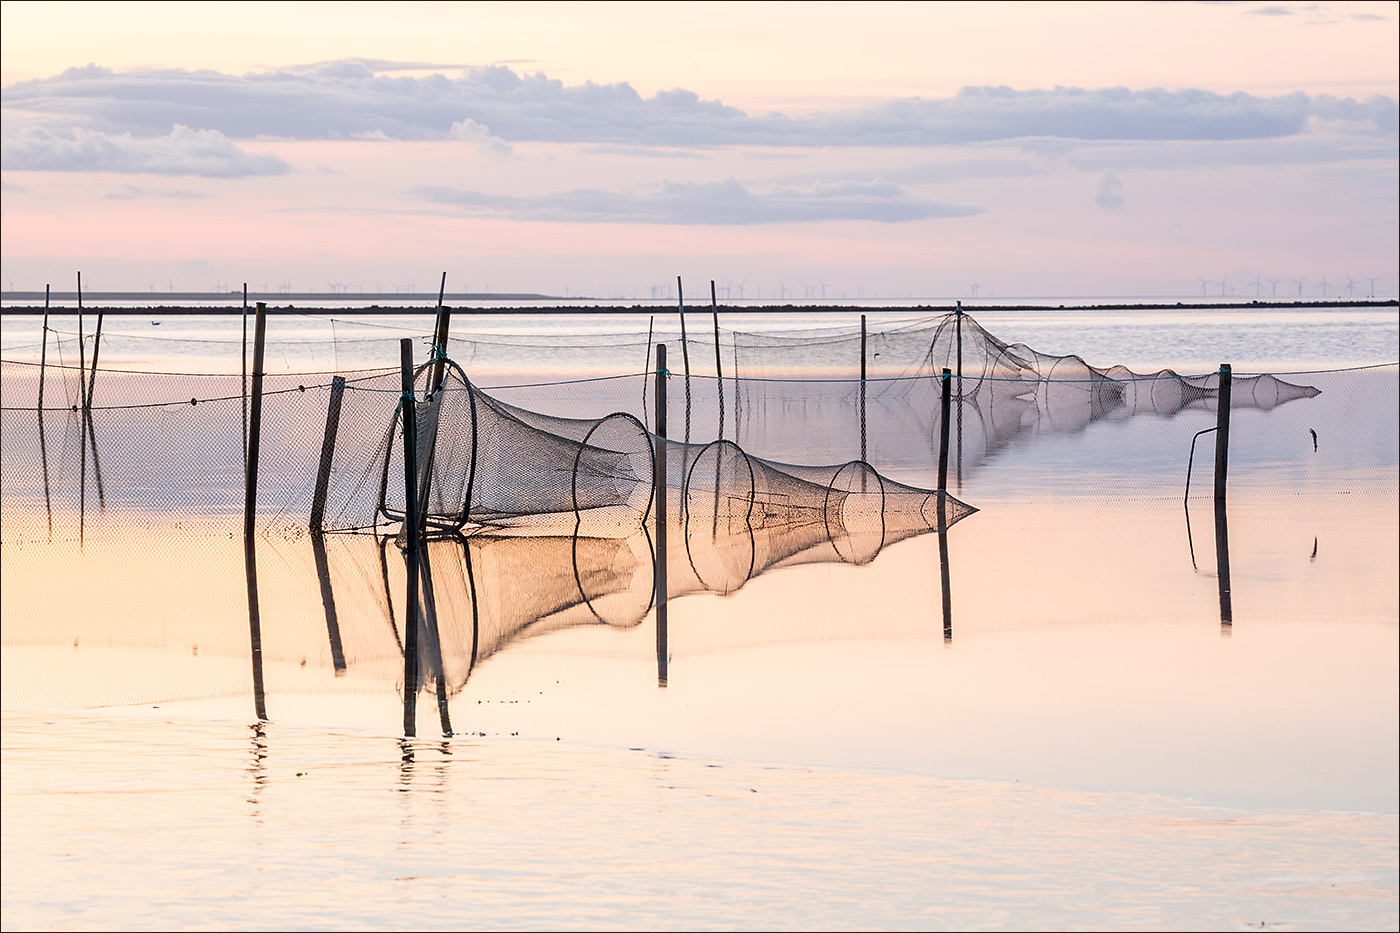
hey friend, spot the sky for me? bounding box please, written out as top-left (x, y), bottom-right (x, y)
top-left (1, 0), bottom-right (1397, 299)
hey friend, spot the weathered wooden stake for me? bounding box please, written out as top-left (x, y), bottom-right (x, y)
top-left (244, 301), bottom-right (269, 721)
top-left (242, 284), bottom-right (248, 465)
top-left (38, 285), bottom-right (49, 410)
top-left (77, 272), bottom-right (85, 411)
top-left (85, 309), bottom-right (103, 410)
top-left (309, 376), bottom-right (347, 532)
top-left (938, 368), bottom-right (952, 504)
top-left (711, 280), bottom-right (725, 440)
top-left (939, 521), bottom-right (953, 642)
top-left (400, 338), bottom-right (422, 736)
top-left (860, 314), bottom-right (868, 463)
top-left (654, 343), bottom-right (669, 687)
top-left (1214, 363), bottom-right (1233, 625)
top-left (429, 271), bottom-right (450, 393)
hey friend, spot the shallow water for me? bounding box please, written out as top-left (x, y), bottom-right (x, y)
top-left (2, 307), bottom-right (1396, 929)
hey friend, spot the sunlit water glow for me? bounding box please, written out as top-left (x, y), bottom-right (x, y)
top-left (2, 305), bottom-right (1396, 929)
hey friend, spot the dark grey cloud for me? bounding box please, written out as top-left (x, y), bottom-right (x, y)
top-left (0, 124), bottom-right (291, 177)
top-left (4, 62), bottom-right (1394, 147)
top-left (407, 177), bottom-right (981, 224)
top-left (1095, 172), bottom-right (1126, 210)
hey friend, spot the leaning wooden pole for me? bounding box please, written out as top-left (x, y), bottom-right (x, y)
top-left (85, 307), bottom-right (104, 410)
top-left (38, 284), bottom-right (50, 410)
top-left (654, 343), bottom-right (669, 688)
top-left (76, 272), bottom-right (85, 411)
top-left (710, 280), bottom-right (725, 440)
top-left (400, 338), bottom-right (422, 736)
top-left (1214, 363), bottom-right (1233, 625)
top-left (243, 302), bottom-right (269, 721)
top-left (309, 376), bottom-right (347, 532)
top-left (242, 283), bottom-right (248, 465)
top-left (429, 271), bottom-right (449, 393)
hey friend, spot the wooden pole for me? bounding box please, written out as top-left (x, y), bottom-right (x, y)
top-left (938, 368), bottom-right (952, 502)
top-left (955, 300), bottom-right (964, 400)
top-left (242, 284), bottom-right (248, 466)
top-left (711, 280), bottom-right (725, 440)
top-left (76, 272), bottom-right (85, 412)
top-left (400, 338), bottom-right (422, 736)
top-left (430, 271), bottom-right (449, 393)
top-left (309, 376), bottom-right (347, 532)
top-left (1214, 363), bottom-right (1233, 625)
top-left (860, 314), bottom-right (868, 463)
top-left (85, 308), bottom-right (103, 410)
top-left (244, 301), bottom-right (269, 721)
top-left (939, 521), bottom-right (953, 642)
top-left (38, 285), bottom-right (49, 410)
top-left (416, 543), bottom-right (453, 736)
top-left (654, 343), bottom-right (668, 687)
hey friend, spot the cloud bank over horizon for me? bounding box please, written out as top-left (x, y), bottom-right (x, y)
top-left (4, 61), bottom-right (1395, 153)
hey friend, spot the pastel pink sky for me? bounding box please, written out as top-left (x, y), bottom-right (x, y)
top-left (2, 0), bottom-right (1397, 298)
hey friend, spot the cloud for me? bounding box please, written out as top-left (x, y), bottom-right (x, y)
top-left (1095, 172), bottom-right (1126, 210)
top-left (0, 124), bottom-right (291, 177)
top-left (1065, 135), bottom-right (1398, 172)
top-left (5, 62), bottom-right (1394, 148)
top-left (104, 183), bottom-right (207, 199)
top-left (1248, 6), bottom-right (1294, 14)
top-left (448, 117), bottom-right (513, 156)
top-left (407, 176), bottom-right (981, 224)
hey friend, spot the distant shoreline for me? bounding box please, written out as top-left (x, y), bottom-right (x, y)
top-left (1, 298), bottom-right (1395, 315)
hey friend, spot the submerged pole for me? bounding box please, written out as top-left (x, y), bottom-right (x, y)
top-left (310, 376), bottom-right (347, 532)
top-left (1214, 363), bottom-right (1233, 625)
top-left (939, 522), bottom-right (953, 642)
top-left (938, 368), bottom-right (952, 502)
top-left (654, 343), bottom-right (669, 687)
top-left (244, 301), bottom-right (269, 721)
top-left (400, 338), bottom-right (422, 736)
top-left (311, 533), bottom-right (347, 674)
top-left (38, 285), bottom-right (49, 410)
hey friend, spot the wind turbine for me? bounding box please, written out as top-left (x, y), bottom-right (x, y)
top-left (1318, 275), bottom-right (1330, 297)
top-left (1265, 277), bottom-right (1281, 297)
top-left (1250, 274), bottom-right (1263, 297)
top-left (1365, 275), bottom-right (1379, 298)
top-left (967, 282), bottom-right (981, 299)
top-left (1292, 276), bottom-right (1307, 296)
top-left (1197, 275), bottom-right (1213, 297)
top-left (1218, 275), bottom-right (1230, 297)
top-left (1344, 276), bottom-right (1356, 297)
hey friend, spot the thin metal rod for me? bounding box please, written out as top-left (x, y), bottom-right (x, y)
top-left (244, 302), bottom-right (269, 721)
top-left (400, 338), bottom-right (422, 736)
top-left (310, 376), bottom-right (347, 532)
top-left (1184, 427), bottom-right (1218, 504)
top-left (654, 343), bottom-right (669, 688)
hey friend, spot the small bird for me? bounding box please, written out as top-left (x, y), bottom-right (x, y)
top-left (1309, 428), bottom-right (1318, 452)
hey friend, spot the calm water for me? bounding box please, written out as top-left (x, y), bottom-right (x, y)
top-left (2, 306), bottom-right (1396, 929)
